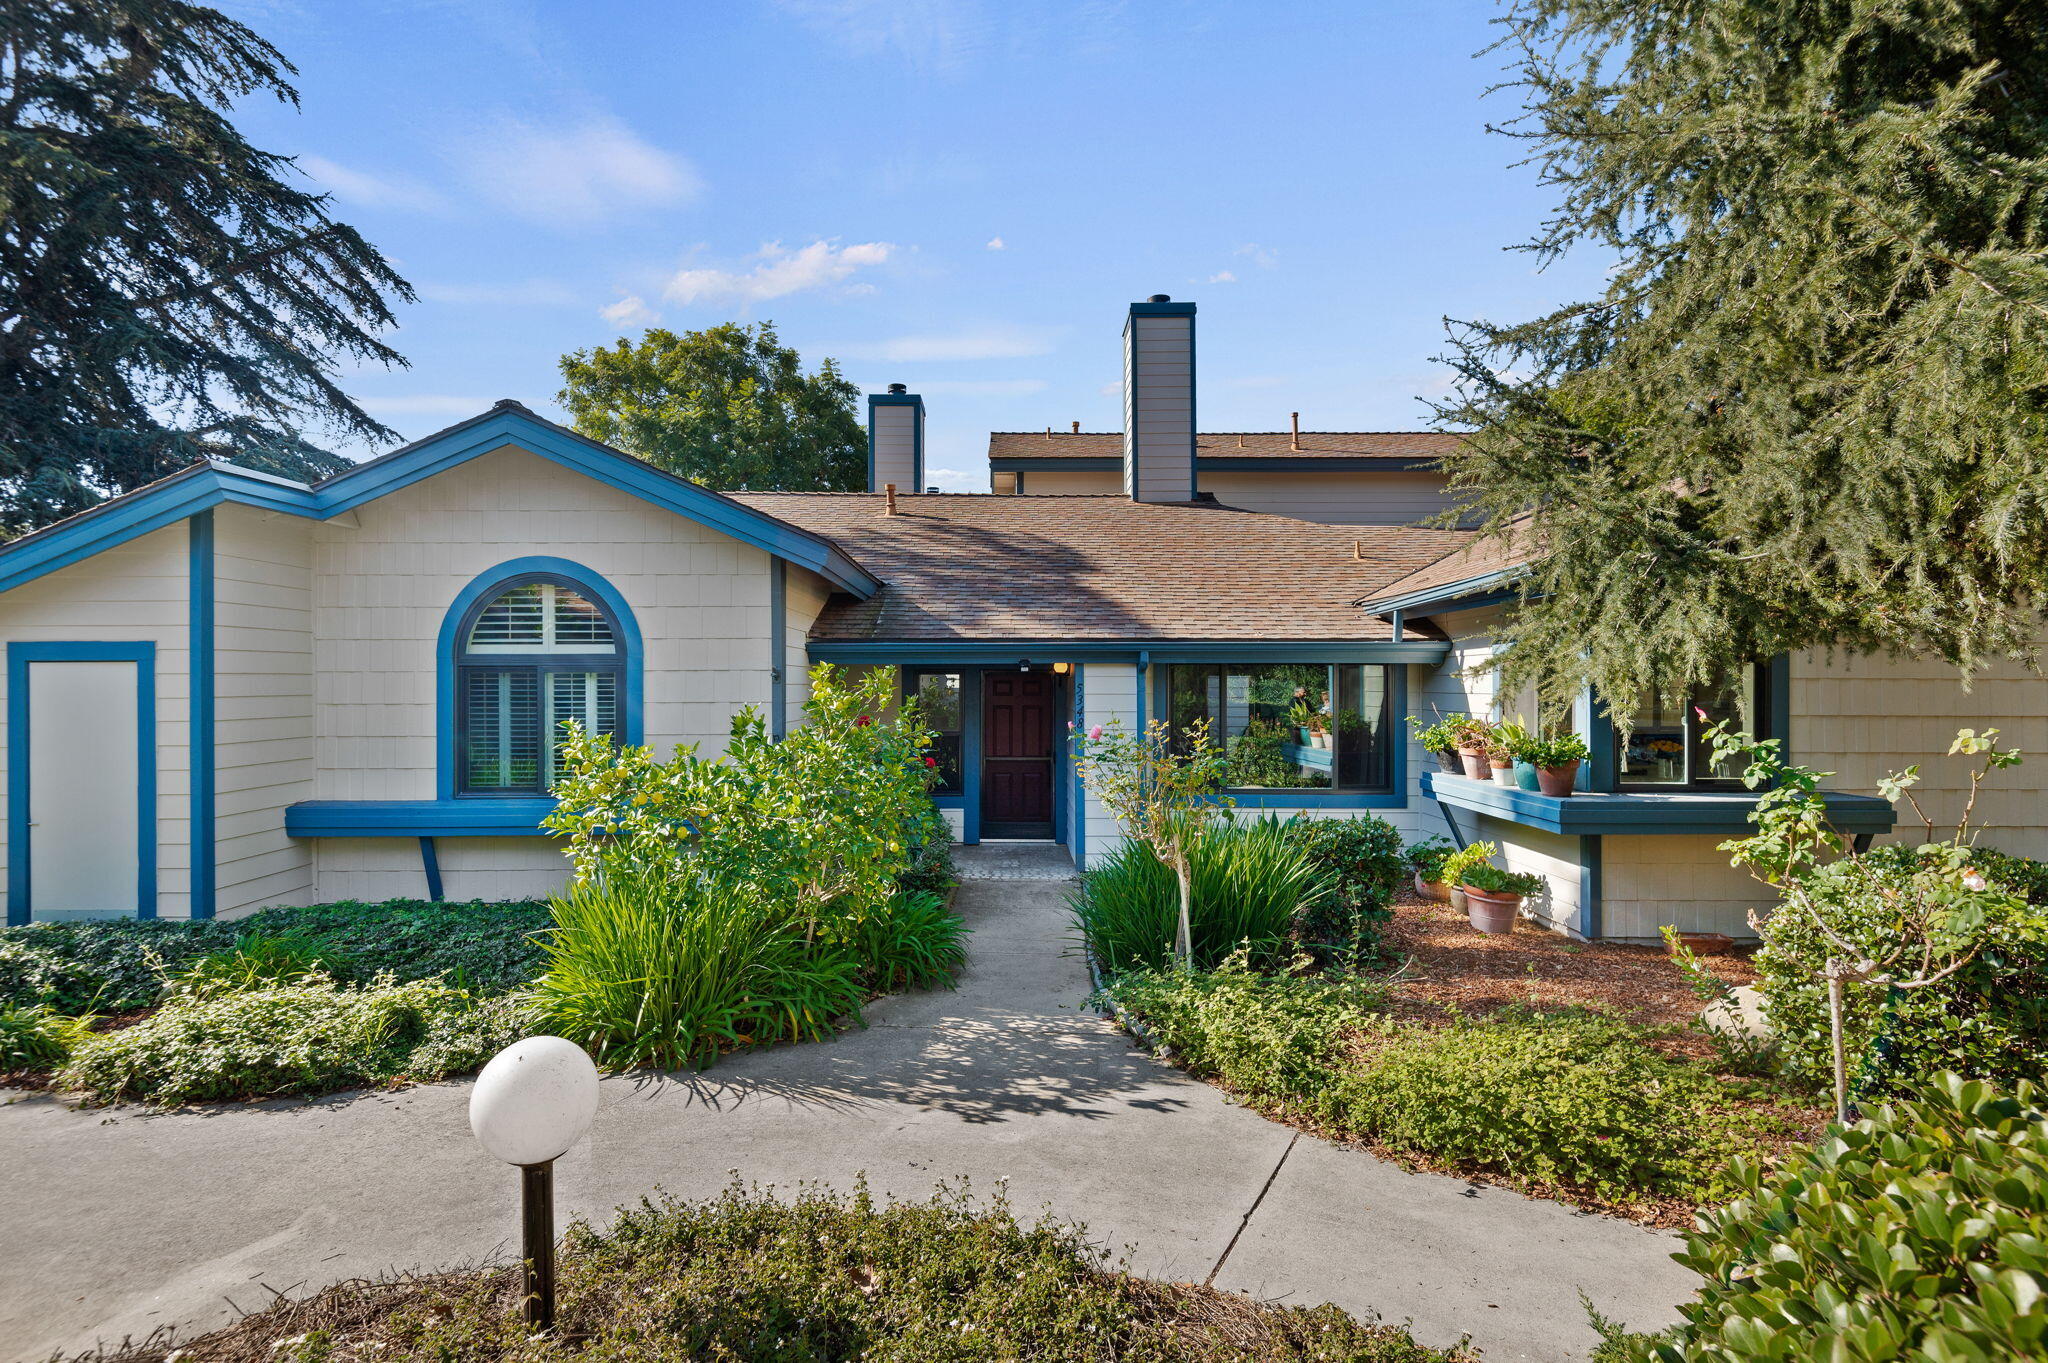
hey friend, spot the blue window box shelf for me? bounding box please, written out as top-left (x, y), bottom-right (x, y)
top-left (1419, 771), bottom-right (1896, 837)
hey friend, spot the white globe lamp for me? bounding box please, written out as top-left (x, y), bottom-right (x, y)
top-left (469, 1036), bottom-right (600, 1330)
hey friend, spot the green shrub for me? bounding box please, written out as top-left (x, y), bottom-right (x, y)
top-left (0, 900), bottom-right (549, 1016)
top-left (1974, 845), bottom-right (2048, 905)
top-left (1114, 970), bottom-right (1774, 1207)
top-left (531, 869), bottom-right (866, 1072)
top-left (165, 932), bottom-right (345, 1000)
top-left (895, 834), bottom-right (957, 901)
top-left (1281, 815), bottom-right (1404, 964)
top-left (0, 1001), bottom-right (90, 1070)
top-left (850, 888), bottom-right (966, 993)
top-left (1601, 1074), bottom-right (2048, 1362)
top-left (1071, 816), bottom-right (1333, 973)
top-left (1756, 845), bottom-right (2048, 1099)
top-left (59, 976), bottom-right (523, 1105)
top-left (105, 1179), bottom-right (1469, 1362)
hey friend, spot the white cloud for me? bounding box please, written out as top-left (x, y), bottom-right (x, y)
top-left (355, 394), bottom-right (499, 418)
top-left (418, 279), bottom-right (579, 306)
top-left (460, 116), bottom-right (701, 228)
top-left (300, 155), bottom-right (449, 213)
top-left (1235, 242), bottom-right (1280, 269)
top-left (663, 240), bottom-right (894, 306)
top-left (986, 236), bottom-right (1006, 251)
top-left (839, 325), bottom-right (1053, 363)
top-left (1206, 269), bottom-right (1237, 284)
top-left (908, 379), bottom-right (1048, 396)
top-left (773, 0), bottom-right (994, 76)
top-left (1098, 380), bottom-right (1121, 396)
top-left (600, 295), bottom-right (661, 328)
top-left (922, 464), bottom-right (988, 493)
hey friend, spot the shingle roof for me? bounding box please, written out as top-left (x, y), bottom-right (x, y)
top-left (1354, 517), bottom-right (1541, 611)
top-left (729, 493), bottom-right (1474, 642)
top-left (987, 430), bottom-right (1465, 462)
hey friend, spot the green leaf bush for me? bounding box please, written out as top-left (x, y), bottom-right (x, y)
top-left (1114, 968), bottom-right (1778, 1208)
top-left (59, 976), bottom-right (525, 1106)
top-left (850, 888), bottom-right (966, 993)
top-left (1070, 816), bottom-right (1333, 973)
top-left (1756, 845), bottom-right (2048, 1100)
top-left (1281, 815), bottom-right (1405, 964)
top-left (0, 899), bottom-right (551, 1015)
top-left (1601, 1074), bottom-right (2048, 1362)
top-left (108, 1178), bottom-right (1471, 1361)
top-left (0, 1001), bottom-right (89, 1070)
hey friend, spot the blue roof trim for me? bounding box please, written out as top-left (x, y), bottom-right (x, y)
top-left (1358, 569), bottom-right (1520, 615)
top-left (0, 406), bottom-right (881, 600)
top-left (1420, 770), bottom-right (1897, 837)
top-left (808, 639), bottom-right (1452, 665)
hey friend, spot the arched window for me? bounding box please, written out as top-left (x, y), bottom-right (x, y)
top-left (453, 576), bottom-right (624, 794)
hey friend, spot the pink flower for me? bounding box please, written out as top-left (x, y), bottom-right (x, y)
top-left (1088, 724), bottom-right (1103, 741)
top-left (1693, 706), bottom-right (1708, 721)
top-left (1963, 869), bottom-right (1988, 892)
top-left (1067, 720), bottom-right (1076, 731)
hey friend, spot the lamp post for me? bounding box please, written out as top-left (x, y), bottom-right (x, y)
top-left (468, 1036), bottom-right (600, 1330)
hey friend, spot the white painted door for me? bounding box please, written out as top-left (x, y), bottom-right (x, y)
top-left (28, 660), bottom-right (139, 917)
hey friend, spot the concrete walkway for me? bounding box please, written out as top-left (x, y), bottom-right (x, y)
top-left (0, 858), bottom-right (1699, 1362)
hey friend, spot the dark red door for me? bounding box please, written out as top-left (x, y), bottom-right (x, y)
top-left (982, 672), bottom-right (1055, 837)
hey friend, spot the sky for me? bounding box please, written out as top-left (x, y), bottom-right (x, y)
top-left (217, 0), bottom-right (1611, 492)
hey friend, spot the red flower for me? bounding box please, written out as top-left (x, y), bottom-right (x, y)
top-left (855, 714), bottom-right (872, 727)
top-left (924, 756), bottom-right (937, 767)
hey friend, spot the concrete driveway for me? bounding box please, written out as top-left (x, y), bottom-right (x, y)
top-left (0, 853), bottom-right (1699, 1362)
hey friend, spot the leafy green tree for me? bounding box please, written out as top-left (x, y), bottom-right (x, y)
top-left (558, 323), bottom-right (866, 491)
top-left (1435, 0), bottom-right (2048, 714)
top-left (0, 0), bottom-right (414, 528)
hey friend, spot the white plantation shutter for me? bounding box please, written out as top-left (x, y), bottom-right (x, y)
top-left (457, 578), bottom-right (625, 793)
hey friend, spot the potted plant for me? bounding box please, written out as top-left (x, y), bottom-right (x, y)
top-left (1495, 720), bottom-right (1536, 789)
top-left (1459, 861), bottom-right (1545, 934)
top-left (1288, 700), bottom-right (1318, 746)
top-left (1406, 835), bottom-right (1457, 900)
top-left (1407, 712), bottom-right (1467, 775)
top-left (1454, 717), bottom-right (1494, 781)
top-left (1485, 734), bottom-right (1517, 787)
top-left (1521, 732), bottom-right (1591, 797)
top-left (1438, 840), bottom-right (1497, 914)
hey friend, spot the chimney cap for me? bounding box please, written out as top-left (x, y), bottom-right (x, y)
top-left (1147, 294), bottom-right (1172, 303)
top-left (886, 382), bottom-right (907, 394)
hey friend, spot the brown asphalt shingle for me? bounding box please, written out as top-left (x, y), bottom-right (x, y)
top-left (987, 430), bottom-right (1466, 462)
top-left (730, 492), bottom-right (1474, 642)
top-left (1355, 516), bottom-right (1540, 609)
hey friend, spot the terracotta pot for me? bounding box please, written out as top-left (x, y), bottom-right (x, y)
top-left (1413, 871), bottom-right (1451, 902)
top-left (1434, 750), bottom-right (1462, 775)
top-left (1489, 763), bottom-right (1516, 788)
top-left (1459, 750), bottom-right (1489, 780)
top-left (1463, 887), bottom-right (1522, 934)
top-left (1536, 762), bottom-right (1581, 798)
top-left (1670, 930), bottom-right (1735, 956)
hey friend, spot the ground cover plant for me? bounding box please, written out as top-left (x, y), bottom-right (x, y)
top-left (1070, 815), bottom-right (1332, 973)
top-left (1111, 960), bottom-right (1787, 1219)
top-left (60, 1179), bottom-right (1470, 1363)
top-left (1590, 1074), bottom-right (2048, 1362)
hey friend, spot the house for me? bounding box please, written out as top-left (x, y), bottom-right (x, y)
top-left (0, 294), bottom-right (2036, 942)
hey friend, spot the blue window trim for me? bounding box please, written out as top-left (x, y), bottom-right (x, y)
top-left (7, 641), bottom-right (157, 924)
top-left (1149, 659), bottom-right (1408, 807)
top-left (189, 511), bottom-right (216, 919)
top-left (0, 405), bottom-right (881, 600)
top-left (287, 798), bottom-right (558, 838)
top-left (1070, 663), bottom-right (1086, 865)
top-left (436, 557), bottom-right (645, 801)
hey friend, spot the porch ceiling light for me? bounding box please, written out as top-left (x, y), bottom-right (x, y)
top-left (1052, 661), bottom-right (1071, 675)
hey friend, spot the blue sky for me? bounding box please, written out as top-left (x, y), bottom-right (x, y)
top-left (220, 0), bottom-right (1609, 491)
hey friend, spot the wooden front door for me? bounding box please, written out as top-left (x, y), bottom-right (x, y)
top-left (982, 671), bottom-right (1055, 838)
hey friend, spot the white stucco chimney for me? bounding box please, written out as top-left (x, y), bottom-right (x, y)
top-left (867, 384), bottom-right (924, 494)
top-left (1122, 295), bottom-right (1196, 502)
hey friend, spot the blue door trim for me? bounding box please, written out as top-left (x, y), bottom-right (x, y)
top-left (7, 641), bottom-right (158, 924)
top-left (189, 512), bottom-right (216, 919)
top-left (436, 557), bottom-right (645, 800)
top-left (770, 558), bottom-right (788, 739)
